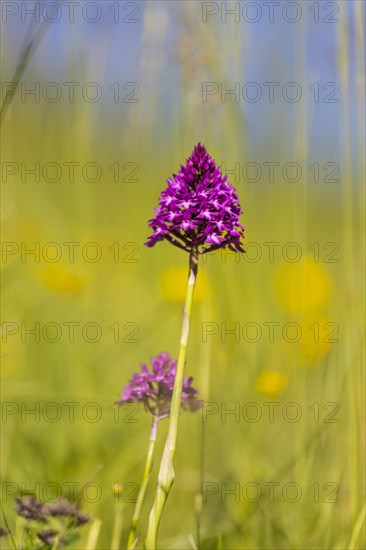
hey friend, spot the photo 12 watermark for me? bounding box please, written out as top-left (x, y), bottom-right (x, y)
top-left (202, 480), bottom-right (339, 503)
top-left (1, 401), bottom-right (142, 424)
top-left (219, 161), bottom-right (340, 184)
top-left (1, 81), bottom-right (140, 104)
top-left (201, 241), bottom-right (340, 264)
top-left (1, 1), bottom-right (140, 24)
top-left (1, 241), bottom-right (140, 264)
top-left (1, 321), bottom-right (140, 344)
top-left (201, 401), bottom-right (340, 424)
top-left (201, 320), bottom-right (340, 344)
top-left (202, 81), bottom-right (339, 104)
top-left (201, 2), bottom-right (339, 24)
top-left (1, 161), bottom-right (139, 184)
top-left (1, 480), bottom-right (141, 505)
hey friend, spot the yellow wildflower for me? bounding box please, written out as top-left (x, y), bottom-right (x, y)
top-left (297, 316), bottom-right (334, 364)
top-left (41, 265), bottom-right (84, 294)
top-left (274, 256), bottom-right (332, 314)
top-left (256, 371), bottom-right (288, 397)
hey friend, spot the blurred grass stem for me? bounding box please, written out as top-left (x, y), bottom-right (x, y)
top-left (127, 416), bottom-right (159, 549)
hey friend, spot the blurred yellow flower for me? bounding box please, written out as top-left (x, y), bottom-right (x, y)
top-left (297, 316), bottom-right (334, 364)
top-left (256, 371), bottom-right (288, 397)
top-left (160, 267), bottom-right (208, 303)
top-left (274, 256), bottom-right (332, 314)
top-left (41, 265), bottom-right (84, 294)
top-left (281, 315), bottom-right (334, 366)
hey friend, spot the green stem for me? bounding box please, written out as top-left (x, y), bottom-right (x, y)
top-left (127, 416), bottom-right (159, 550)
top-left (111, 506), bottom-right (123, 550)
top-left (146, 249), bottom-right (198, 549)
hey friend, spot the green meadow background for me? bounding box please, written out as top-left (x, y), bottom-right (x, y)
top-left (1, 2), bottom-right (365, 549)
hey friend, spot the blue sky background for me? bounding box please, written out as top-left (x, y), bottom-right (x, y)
top-left (2, 1), bottom-right (363, 168)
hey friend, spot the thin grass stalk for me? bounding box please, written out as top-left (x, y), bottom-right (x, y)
top-left (127, 416), bottom-right (159, 549)
top-left (111, 506), bottom-right (123, 550)
top-left (337, 3), bottom-right (359, 523)
top-left (86, 518), bottom-right (102, 550)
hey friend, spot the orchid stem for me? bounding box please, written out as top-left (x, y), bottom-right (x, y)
top-left (127, 416), bottom-right (159, 550)
top-left (145, 249), bottom-right (198, 549)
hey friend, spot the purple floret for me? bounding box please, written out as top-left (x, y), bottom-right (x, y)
top-left (117, 353), bottom-right (202, 419)
top-left (146, 143), bottom-right (245, 254)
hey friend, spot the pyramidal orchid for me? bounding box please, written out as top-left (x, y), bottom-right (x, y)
top-left (118, 352), bottom-right (202, 419)
top-left (144, 144), bottom-right (245, 549)
top-left (146, 143), bottom-right (245, 254)
top-left (118, 353), bottom-right (201, 549)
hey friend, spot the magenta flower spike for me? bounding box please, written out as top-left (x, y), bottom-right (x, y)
top-left (117, 352), bottom-right (202, 420)
top-left (146, 143), bottom-right (245, 254)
